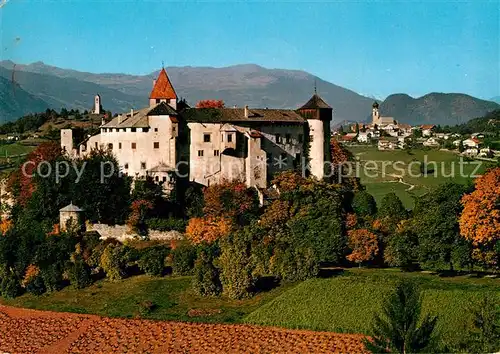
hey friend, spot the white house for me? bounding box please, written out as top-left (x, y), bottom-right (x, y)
top-left (421, 125), bottom-right (436, 137)
top-left (357, 132), bottom-right (371, 143)
top-left (463, 138), bottom-right (481, 148)
top-left (423, 137), bottom-right (440, 147)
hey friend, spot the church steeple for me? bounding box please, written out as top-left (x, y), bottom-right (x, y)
top-left (149, 68), bottom-right (177, 109)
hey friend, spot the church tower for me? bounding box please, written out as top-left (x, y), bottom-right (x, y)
top-left (372, 101), bottom-right (380, 126)
top-left (150, 68), bottom-right (178, 110)
top-left (94, 94), bottom-right (101, 115)
top-left (298, 94), bottom-right (333, 179)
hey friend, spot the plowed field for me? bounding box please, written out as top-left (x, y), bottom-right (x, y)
top-left (0, 305), bottom-right (367, 353)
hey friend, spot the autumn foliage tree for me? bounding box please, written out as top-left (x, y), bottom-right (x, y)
top-left (347, 229), bottom-right (379, 266)
top-left (459, 167), bottom-right (500, 267)
top-left (196, 100), bottom-right (225, 108)
top-left (329, 138), bottom-right (361, 189)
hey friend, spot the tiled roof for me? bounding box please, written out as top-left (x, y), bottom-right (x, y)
top-left (421, 124), bottom-right (436, 130)
top-left (103, 102), bottom-right (176, 128)
top-left (298, 94), bottom-right (332, 110)
top-left (182, 108), bottom-right (305, 123)
top-left (148, 163), bottom-right (175, 173)
top-left (150, 68), bottom-right (177, 99)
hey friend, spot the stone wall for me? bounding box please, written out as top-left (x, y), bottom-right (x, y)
top-left (87, 223), bottom-right (184, 242)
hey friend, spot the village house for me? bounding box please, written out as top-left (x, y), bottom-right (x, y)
top-left (61, 68), bottom-right (332, 190)
top-left (423, 137), bottom-right (440, 147)
top-left (462, 137), bottom-right (481, 149)
top-left (378, 138), bottom-right (397, 150)
top-left (357, 132), bottom-right (371, 143)
top-left (421, 124), bottom-right (436, 137)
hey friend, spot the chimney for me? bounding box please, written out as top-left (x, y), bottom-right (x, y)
top-left (101, 117), bottom-right (105, 126)
top-left (118, 115), bottom-right (122, 125)
top-left (130, 109), bottom-right (134, 117)
top-left (244, 105), bottom-right (249, 118)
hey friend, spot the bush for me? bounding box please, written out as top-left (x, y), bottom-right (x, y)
top-left (192, 245), bottom-right (221, 296)
top-left (219, 231), bottom-right (254, 299)
top-left (138, 300), bottom-right (156, 317)
top-left (25, 275), bottom-right (46, 296)
top-left (171, 244), bottom-right (197, 275)
top-left (99, 243), bottom-right (135, 281)
top-left (270, 247), bottom-right (318, 283)
top-left (1, 274), bottom-right (21, 298)
top-left (138, 246), bottom-right (169, 276)
top-left (40, 264), bottom-right (64, 292)
top-left (68, 260), bottom-right (92, 289)
top-left (146, 218), bottom-right (187, 233)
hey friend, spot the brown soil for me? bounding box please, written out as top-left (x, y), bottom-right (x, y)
top-left (0, 305), bottom-right (368, 353)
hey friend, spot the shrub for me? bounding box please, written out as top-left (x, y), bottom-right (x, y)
top-left (219, 231), bottom-right (254, 299)
top-left (171, 244), bottom-right (197, 275)
top-left (87, 238), bottom-right (121, 269)
top-left (99, 243), bottom-right (135, 281)
top-left (192, 245), bottom-right (221, 296)
top-left (25, 275), bottom-right (46, 296)
top-left (138, 246), bottom-right (169, 276)
top-left (1, 273), bottom-right (21, 298)
top-left (146, 218), bottom-right (187, 233)
top-left (68, 260), bottom-right (92, 289)
top-left (270, 247), bottom-right (318, 283)
top-left (138, 300), bottom-right (156, 317)
top-left (40, 264), bottom-right (64, 292)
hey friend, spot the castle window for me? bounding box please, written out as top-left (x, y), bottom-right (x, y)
top-left (131, 142), bottom-right (137, 149)
top-left (163, 176), bottom-right (167, 182)
top-left (298, 134), bottom-right (303, 143)
top-left (227, 134), bottom-right (233, 143)
top-left (141, 162), bottom-right (146, 170)
top-left (172, 126), bottom-right (176, 132)
top-left (156, 99), bottom-right (161, 104)
top-left (214, 150), bottom-right (219, 156)
top-left (115, 128), bottom-right (119, 132)
top-left (285, 134), bottom-right (291, 144)
top-left (95, 142), bottom-right (98, 148)
top-left (143, 128), bottom-right (150, 133)
top-left (154, 128), bottom-right (158, 132)
top-left (102, 128), bottom-right (107, 133)
top-left (309, 135), bottom-right (314, 142)
top-left (124, 163), bottom-right (129, 169)
top-left (131, 128), bottom-right (136, 132)
top-left (275, 134), bottom-right (282, 144)
top-left (203, 133), bottom-right (211, 143)
top-left (107, 143), bottom-right (113, 150)
top-left (154, 142), bottom-right (159, 149)
top-left (198, 150), bottom-right (204, 157)
top-left (155, 176), bottom-right (159, 182)
top-left (119, 142), bottom-right (122, 149)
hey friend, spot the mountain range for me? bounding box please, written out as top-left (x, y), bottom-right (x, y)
top-left (0, 60), bottom-right (498, 126)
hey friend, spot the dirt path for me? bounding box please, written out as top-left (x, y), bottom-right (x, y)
top-left (0, 305), bottom-right (367, 353)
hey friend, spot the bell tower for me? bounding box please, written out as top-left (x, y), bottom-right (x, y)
top-left (94, 94), bottom-right (101, 115)
top-left (298, 93), bottom-right (333, 179)
top-left (372, 101), bottom-right (380, 126)
top-left (150, 68), bottom-right (178, 110)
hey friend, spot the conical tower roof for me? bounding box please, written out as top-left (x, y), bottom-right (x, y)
top-left (150, 68), bottom-right (177, 100)
top-left (299, 94), bottom-right (332, 110)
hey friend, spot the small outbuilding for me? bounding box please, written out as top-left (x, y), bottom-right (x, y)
top-left (59, 203), bottom-right (84, 232)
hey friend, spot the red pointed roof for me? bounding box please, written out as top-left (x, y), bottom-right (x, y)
top-left (150, 68), bottom-right (177, 99)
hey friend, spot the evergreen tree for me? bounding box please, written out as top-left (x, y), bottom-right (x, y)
top-left (352, 190), bottom-right (377, 217)
top-left (364, 280), bottom-right (438, 353)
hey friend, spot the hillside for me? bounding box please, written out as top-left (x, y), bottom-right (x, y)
top-left (0, 61), bottom-right (374, 123)
top-left (1, 61), bottom-right (498, 127)
top-left (379, 93), bottom-right (500, 126)
top-left (0, 76), bottom-right (50, 123)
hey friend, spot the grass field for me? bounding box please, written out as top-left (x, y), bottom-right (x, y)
top-left (0, 142), bottom-right (35, 157)
top-left (244, 269), bottom-right (499, 348)
top-left (347, 146), bottom-right (492, 208)
top-left (0, 275), bottom-right (294, 324)
top-left (1, 268), bottom-right (497, 349)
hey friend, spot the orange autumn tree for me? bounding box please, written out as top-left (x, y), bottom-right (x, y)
top-left (329, 138), bottom-right (361, 189)
top-left (7, 142), bottom-right (61, 207)
top-left (186, 180), bottom-right (259, 244)
top-left (347, 228), bottom-right (379, 266)
top-left (459, 167), bottom-right (500, 266)
top-left (196, 100), bottom-right (225, 108)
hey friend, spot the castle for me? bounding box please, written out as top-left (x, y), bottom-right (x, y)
top-left (61, 68), bottom-right (332, 190)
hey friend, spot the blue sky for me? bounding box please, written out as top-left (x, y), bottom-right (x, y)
top-left (1, 0), bottom-right (498, 100)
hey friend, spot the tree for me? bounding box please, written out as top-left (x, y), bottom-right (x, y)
top-left (330, 138), bottom-right (361, 189)
top-left (458, 140), bottom-right (465, 153)
top-left (413, 183), bottom-right (470, 270)
top-left (383, 221), bottom-right (418, 270)
top-left (459, 167), bottom-right (500, 267)
top-left (352, 191), bottom-right (377, 218)
top-left (378, 193), bottom-right (407, 222)
top-left (346, 229), bottom-right (379, 266)
top-left (185, 216), bottom-right (233, 244)
top-left (364, 280), bottom-right (438, 353)
top-left (196, 100), bottom-right (225, 108)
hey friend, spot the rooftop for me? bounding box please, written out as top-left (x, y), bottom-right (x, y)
top-left (60, 203), bottom-right (83, 212)
top-left (103, 102), bottom-right (177, 128)
top-left (150, 68), bottom-right (177, 100)
top-left (182, 108), bottom-right (305, 124)
top-left (298, 94), bottom-right (332, 110)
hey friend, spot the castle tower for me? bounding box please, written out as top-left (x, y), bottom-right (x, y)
top-left (59, 203), bottom-right (84, 232)
top-left (61, 129), bottom-right (74, 156)
top-left (372, 101), bottom-right (380, 126)
top-left (94, 94), bottom-right (101, 114)
top-left (298, 94), bottom-right (333, 179)
top-left (150, 68), bottom-right (177, 110)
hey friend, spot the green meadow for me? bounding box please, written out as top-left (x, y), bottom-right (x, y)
top-left (347, 146), bottom-right (491, 208)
